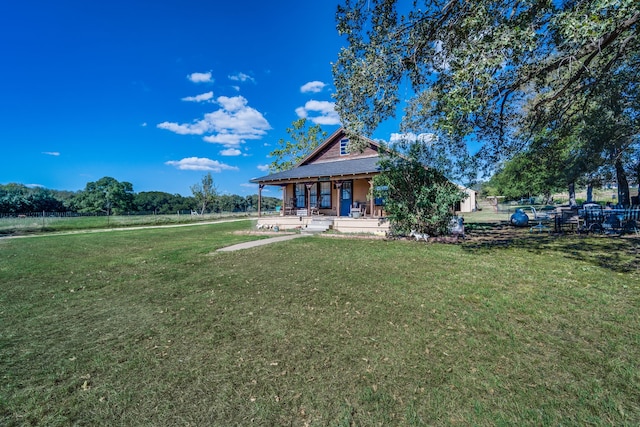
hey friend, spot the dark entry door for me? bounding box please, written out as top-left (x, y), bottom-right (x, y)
top-left (340, 181), bottom-right (352, 216)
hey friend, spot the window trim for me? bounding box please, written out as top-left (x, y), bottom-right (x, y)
top-left (319, 181), bottom-right (331, 208)
top-left (293, 182), bottom-right (332, 209)
top-left (339, 138), bottom-right (349, 156)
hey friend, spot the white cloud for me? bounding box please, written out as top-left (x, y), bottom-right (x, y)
top-left (216, 95), bottom-right (246, 112)
top-left (300, 81), bottom-right (326, 93)
top-left (157, 120), bottom-right (209, 135)
top-left (158, 95), bottom-right (271, 146)
top-left (228, 72), bottom-right (255, 83)
top-left (181, 91), bottom-right (214, 102)
top-left (165, 157), bottom-right (238, 172)
top-left (295, 100), bottom-right (340, 125)
top-left (295, 106), bottom-right (307, 118)
top-left (203, 133), bottom-right (244, 145)
top-left (42, 151), bottom-right (60, 156)
top-left (187, 71), bottom-right (213, 83)
top-left (141, 122), bottom-right (147, 127)
top-left (257, 164), bottom-right (270, 172)
top-left (389, 132), bottom-right (437, 144)
top-left (220, 148), bottom-right (242, 156)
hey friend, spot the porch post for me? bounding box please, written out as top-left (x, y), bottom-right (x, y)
top-left (281, 185), bottom-right (286, 216)
top-left (305, 182), bottom-right (313, 216)
top-left (335, 181), bottom-right (343, 217)
top-left (369, 179), bottom-right (374, 218)
top-left (257, 184), bottom-right (264, 217)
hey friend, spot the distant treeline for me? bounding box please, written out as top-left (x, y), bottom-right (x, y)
top-left (0, 182), bottom-right (280, 215)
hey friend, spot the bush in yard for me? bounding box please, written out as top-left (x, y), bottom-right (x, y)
top-left (374, 142), bottom-right (467, 237)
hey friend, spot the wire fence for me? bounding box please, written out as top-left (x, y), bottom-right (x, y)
top-left (0, 211), bottom-right (273, 235)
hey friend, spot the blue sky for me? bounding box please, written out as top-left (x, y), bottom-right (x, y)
top-left (0, 0), bottom-right (404, 197)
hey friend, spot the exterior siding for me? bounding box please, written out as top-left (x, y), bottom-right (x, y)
top-left (352, 179), bottom-right (372, 212)
top-left (303, 136), bottom-right (379, 165)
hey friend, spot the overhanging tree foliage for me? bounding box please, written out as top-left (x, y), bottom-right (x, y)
top-left (374, 141), bottom-right (467, 236)
top-left (333, 0), bottom-right (639, 171)
top-left (268, 118), bottom-right (328, 172)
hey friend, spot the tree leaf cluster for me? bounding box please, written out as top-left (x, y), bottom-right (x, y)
top-left (374, 141), bottom-right (467, 236)
top-left (0, 184), bottom-right (66, 214)
top-left (74, 177), bottom-right (135, 215)
top-left (333, 0), bottom-right (639, 175)
top-left (268, 118), bottom-right (327, 172)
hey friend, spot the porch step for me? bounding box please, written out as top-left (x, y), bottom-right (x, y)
top-left (304, 219), bottom-right (333, 233)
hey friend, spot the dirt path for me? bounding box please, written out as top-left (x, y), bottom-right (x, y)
top-left (0, 218), bottom-right (251, 240)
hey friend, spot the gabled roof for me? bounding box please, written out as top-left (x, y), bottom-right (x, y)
top-left (297, 127), bottom-right (381, 166)
top-left (250, 127), bottom-right (383, 185)
top-left (250, 156), bottom-right (380, 185)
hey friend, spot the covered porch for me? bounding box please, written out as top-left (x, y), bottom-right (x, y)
top-left (253, 175), bottom-right (389, 235)
top-left (251, 155), bottom-right (386, 220)
top-left (258, 176), bottom-right (385, 219)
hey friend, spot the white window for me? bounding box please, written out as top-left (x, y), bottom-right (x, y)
top-left (340, 138), bottom-right (349, 155)
top-left (320, 182), bottom-right (331, 208)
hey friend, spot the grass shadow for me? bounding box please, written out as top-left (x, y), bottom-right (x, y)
top-left (462, 221), bottom-right (640, 274)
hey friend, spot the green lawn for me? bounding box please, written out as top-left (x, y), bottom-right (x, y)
top-left (1, 220), bottom-right (639, 425)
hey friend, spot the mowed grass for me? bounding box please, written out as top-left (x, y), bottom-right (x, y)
top-left (1, 221), bottom-right (639, 426)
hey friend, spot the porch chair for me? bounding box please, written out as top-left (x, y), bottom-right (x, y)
top-left (310, 202), bottom-right (320, 216)
top-left (350, 202), bottom-right (366, 218)
top-left (284, 198), bottom-right (296, 215)
top-left (528, 206), bottom-right (553, 233)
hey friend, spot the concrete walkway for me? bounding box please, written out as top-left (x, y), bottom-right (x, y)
top-left (216, 233), bottom-right (308, 252)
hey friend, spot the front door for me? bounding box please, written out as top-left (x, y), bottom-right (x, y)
top-left (340, 181), bottom-right (353, 216)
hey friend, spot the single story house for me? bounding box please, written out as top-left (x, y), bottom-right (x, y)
top-left (250, 128), bottom-right (476, 232)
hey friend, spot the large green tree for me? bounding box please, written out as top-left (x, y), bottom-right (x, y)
top-left (486, 145), bottom-right (563, 203)
top-left (268, 118), bottom-right (327, 172)
top-left (333, 0), bottom-right (639, 169)
top-left (573, 77), bottom-right (640, 206)
top-left (74, 177), bottom-right (134, 215)
top-left (134, 191), bottom-right (193, 214)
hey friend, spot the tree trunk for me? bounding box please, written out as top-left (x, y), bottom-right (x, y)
top-left (615, 159), bottom-right (630, 207)
top-left (568, 183), bottom-right (577, 207)
top-left (586, 184), bottom-right (593, 203)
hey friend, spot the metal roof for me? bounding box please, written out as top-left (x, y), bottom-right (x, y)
top-left (250, 156), bottom-right (380, 185)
